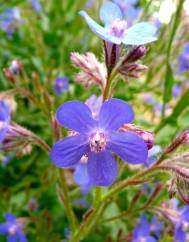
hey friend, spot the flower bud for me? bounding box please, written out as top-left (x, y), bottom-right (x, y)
top-left (71, 52), bottom-right (107, 89)
top-left (123, 45), bottom-right (147, 64)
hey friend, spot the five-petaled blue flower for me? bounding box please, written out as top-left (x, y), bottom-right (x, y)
top-left (53, 76), bottom-right (69, 96)
top-left (50, 98), bottom-right (148, 186)
top-left (79, 1), bottom-right (157, 45)
top-left (0, 213), bottom-right (27, 242)
top-left (179, 43), bottom-right (189, 72)
top-left (133, 214), bottom-right (163, 242)
top-left (0, 101), bottom-right (10, 144)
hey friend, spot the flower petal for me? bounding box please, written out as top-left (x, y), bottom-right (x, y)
top-left (123, 22), bottom-right (157, 45)
top-left (0, 223), bottom-right (8, 234)
top-left (8, 235), bottom-right (17, 242)
top-left (74, 162), bottom-right (91, 195)
top-left (50, 135), bottom-right (89, 168)
top-left (4, 213), bottom-right (16, 222)
top-left (99, 1), bottom-right (123, 26)
top-left (17, 229), bottom-right (28, 242)
top-left (108, 131), bottom-right (148, 164)
top-left (56, 101), bottom-right (96, 134)
top-left (74, 162), bottom-right (90, 186)
top-left (88, 152), bottom-right (117, 186)
top-left (99, 98), bottom-right (134, 131)
top-left (79, 11), bottom-right (122, 44)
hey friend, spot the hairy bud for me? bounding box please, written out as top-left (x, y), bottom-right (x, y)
top-left (71, 52), bottom-right (107, 89)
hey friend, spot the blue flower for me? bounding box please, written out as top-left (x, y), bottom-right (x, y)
top-left (174, 207), bottom-right (189, 242)
top-left (133, 214), bottom-right (163, 242)
top-left (29, 0), bottom-right (42, 12)
top-left (0, 101), bottom-right (10, 144)
top-left (85, 0), bottom-right (96, 9)
top-left (0, 213), bottom-right (27, 242)
top-left (179, 43), bottom-right (189, 72)
top-left (79, 1), bottom-right (157, 45)
top-left (53, 76), bottom-right (69, 96)
top-left (172, 84), bottom-right (182, 97)
top-left (50, 98), bottom-right (148, 186)
top-left (0, 8), bottom-right (21, 34)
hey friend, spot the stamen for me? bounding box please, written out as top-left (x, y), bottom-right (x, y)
top-left (109, 19), bottom-right (127, 38)
top-left (89, 131), bottom-right (107, 153)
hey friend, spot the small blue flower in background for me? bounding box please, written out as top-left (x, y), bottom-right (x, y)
top-left (1, 156), bottom-right (11, 167)
top-left (74, 155), bottom-right (91, 195)
top-left (79, 1), bottom-right (157, 45)
top-left (132, 214), bottom-right (163, 242)
top-left (85, 0), bottom-right (96, 9)
top-left (53, 76), bottom-right (69, 96)
top-left (144, 145), bottom-right (161, 168)
top-left (29, 0), bottom-right (42, 12)
top-left (113, 0), bottom-right (141, 25)
top-left (174, 207), bottom-right (189, 242)
top-left (50, 98), bottom-right (148, 186)
top-left (0, 213), bottom-right (27, 242)
top-left (0, 101), bottom-right (10, 144)
top-left (179, 43), bottom-right (189, 72)
top-left (172, 84), bottom-right (182, 97)
top-left (0, 8), bottom-right (21, 34)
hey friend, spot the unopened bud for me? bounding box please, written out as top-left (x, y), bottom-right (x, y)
top-left (119, 63), bottom-right (148, 79)
top-left (71, 52), bottom-right (107, 89)
top-left (123, 46), bottom-right (147, 64)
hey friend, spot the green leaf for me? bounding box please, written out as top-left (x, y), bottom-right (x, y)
top-left (163, 63), bottom-right (175, 104)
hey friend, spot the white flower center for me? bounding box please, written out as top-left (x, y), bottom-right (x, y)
top-left (8, 225), bottom-right (17, 235)
top-left (80, 155), bottom-right (88, 164)
top-left (89, 131), bottom-right (107, 153)
top-left (139, 237), bottom-right (147, 242)
top-left (182, 221), bottom-right (189, 231)
top-left (0, 121), bottom-right (4, 130)
top-left (109, 19), bottom-right (127, 38)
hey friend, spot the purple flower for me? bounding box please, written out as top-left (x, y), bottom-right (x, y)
top-left (50, 98), bottom-right (148, 186)
top-left (79, 1), bottom-right (157, 45)
top-left (0, 101), bottom-right (10, 144)
top-left (0, 213), bottom-right (27, 242)
top-left (174, 207), bottom-right (189, 242)
top-left (53, 77), bottom-right (69, 96)
top-left (133, 214), bottom-right (163, 242)
top-left (179, 43), bottom-right (189, 72)
top-left (29, 0), bottom-right (42, 12)
top-left (0, 8), bottom-right (21, 34)
top-left (172, 84), bottom-right (182, 97)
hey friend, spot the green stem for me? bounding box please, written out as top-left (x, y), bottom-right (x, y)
top-left (69, 202), bottom-right (106, 242)
top-left (93, 187), bottom-right (102, 207)
top-left (59, 170), bottom-right (78, 233)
